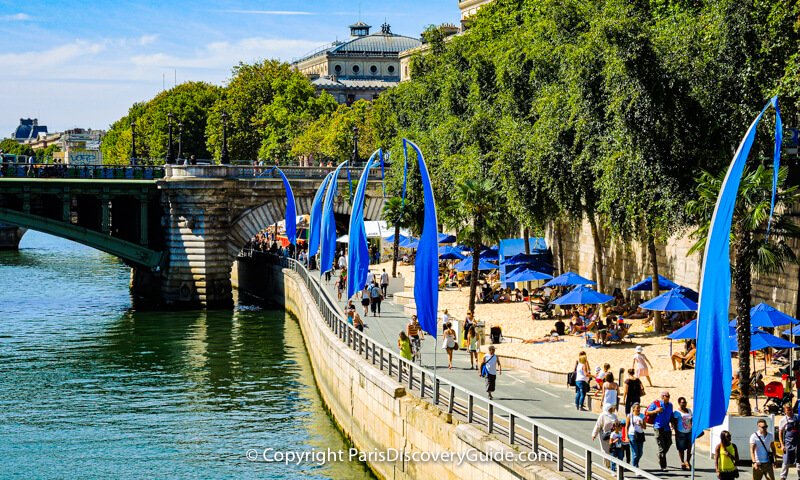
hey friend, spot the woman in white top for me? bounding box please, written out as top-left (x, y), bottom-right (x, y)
top-left (575, 351), bottom-right (592, 410)
top-left (592, 404), bottom-right (619, 467)
top-left (601, 372), bottom-right (619, 410)
top-left (443, 322), bottom-right (457, 369)
top-left (632, 345), bottom-right (654, 387)
top-left (627, 402), bottom-right (646, 467)
top-left (479, 345), bottom-right (502, 399)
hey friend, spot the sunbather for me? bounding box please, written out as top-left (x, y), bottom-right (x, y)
top-left (671, 346), bottom-right (696, 370)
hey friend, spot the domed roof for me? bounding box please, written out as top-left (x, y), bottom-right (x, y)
top-left (329, 32), bottom-right (421, 55)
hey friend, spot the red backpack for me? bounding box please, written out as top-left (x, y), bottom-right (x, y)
top-left (645, 400), bottom-right (661, 425)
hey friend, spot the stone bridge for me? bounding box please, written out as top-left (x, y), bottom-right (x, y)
top-left (0, 164), bottom-right (385, 308)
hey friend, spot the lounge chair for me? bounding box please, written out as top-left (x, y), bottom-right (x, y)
top-left (671, 348), bottom-right (696, 370)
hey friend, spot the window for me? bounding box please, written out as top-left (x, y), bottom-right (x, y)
top-left (370, 65), bottom-right (378, 74)
top-left (387, 65), bottom-right (395, 74)
top-left (334, 64), bottom-right (342, 74)
top-left (352, 65), bottom-right (360, 74)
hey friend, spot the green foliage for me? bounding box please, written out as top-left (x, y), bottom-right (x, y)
top-left (0, 139), bottom-right (34, 157)
top-left (102, 82), bottom-right (221, 164)
top-left (291, 100), bottom-right (383, 164)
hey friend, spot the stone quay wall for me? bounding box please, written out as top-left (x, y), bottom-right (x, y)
top-left (547, 219), bottom-right (800, 317)
top-left (237, 257), bottom-right (566, 480)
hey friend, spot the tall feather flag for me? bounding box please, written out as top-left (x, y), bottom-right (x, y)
top-left (308, 172), bottom-right (333, 259)
top-left (347, 149), bottom-right (382, 300)
top-left (402, 139), bottom-right (438, 338)
top-left (320, 161), bottom-right (348, 275)
top-left (693, 96), bottom-right (782, 444)
top-left (268, 167), bottom-right (297, 245)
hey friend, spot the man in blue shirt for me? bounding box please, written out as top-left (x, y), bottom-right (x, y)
top-left (647, 391), bottom-right (675, 471)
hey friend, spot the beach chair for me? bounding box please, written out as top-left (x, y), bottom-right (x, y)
top-left (584, 333), bottom-right (599, 348)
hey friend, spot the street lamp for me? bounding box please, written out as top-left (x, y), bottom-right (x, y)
top-left (130, 120), bottom-right (137, 165)
top-left (166, 112), bottom-right (175, 164)
top-left (177, 122), bottom-right (184, 163)
top-left (351, 125), bottom-right (359, 164)
top-left (220, 112), bottom-right (230, 164)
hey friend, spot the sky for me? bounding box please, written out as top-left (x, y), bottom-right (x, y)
top-left (0, 0), bottom-right (454, 138)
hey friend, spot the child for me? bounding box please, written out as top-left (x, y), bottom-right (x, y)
top-left (609, 422), bottom-right (624, 472)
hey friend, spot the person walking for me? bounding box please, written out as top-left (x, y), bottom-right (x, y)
top-left (674, 397), bottom-right (693, 470)
top-left (443, 322), bottom-right (457, 369)
top-left (592, 404), bottom-right (619, 468)
top-left (380, 268), bottom-right (389, 297)
top-left (750, 418), bottom-right (776, 480)
top-left (601, 372), bottom-right (619, 411)
top-left (627, 403), bottom-right (646, 468)
top-left (406, 315), bottom-right (424, 362)
top-left (398, 331), bottom-right (412, 361)
top-left (369, 282), bottom-right (382, 317)
top-left (336, 276), bottom-right (344, 300)
top-left (646, 391), bottom-right (674, 471)
top-left (632, 346), bottom-right (654, 387)
top-left (779, 403), bottom-right (800, 480)
top-left (463, 310), bottom-right (475, 349)
top-left (623, 368), bottom-right (644, 415)
top-left (467, 325), bottom-right (479, 370)
top-left (574, 351), bottom-right (592, 411)
top-left (353, 312), bottom-right (365, 332)
top-left (609, 421), bottom-right (625, 472)
top-left (716, 430), bottom-right (740, 480)
top-left (361, 286), bottom-right (371, 316)
top-left (479, 345), bottom-right (501, 400)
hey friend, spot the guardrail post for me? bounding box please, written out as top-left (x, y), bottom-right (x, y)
top-left (420, 372), bottom-right (426, 398)
top-left (533, 424), bottom-right (539, 452)
top-left (468, 395), bottom-right (474, 423)
top-left (408, 364), bottom-right (414, 389)
top-left (585, 451), bottom-right (592, 480)
top-left (434, 378), bottom-right (440, 405)
top-left (448, 386), bottom-right (455, 414)
top-left (388, 355), bottom-right (393, 377)
top-left (488, 403), bottom-right (494, 433)
top-left (380, 349), bottom-right (385, 371)
top-left (557, 437), bottom-right (564, 471)
top-left (616, 463), bottom-right (624, 480)
top-left (509, 414), bottom-right (515, 444)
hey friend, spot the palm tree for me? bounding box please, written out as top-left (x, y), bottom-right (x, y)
top-left (382, 196), bottom-right (412, 278)
top-left (445, 178), bottom-right (515, 313)
top-left (687, 164), bottom-right (800, 416)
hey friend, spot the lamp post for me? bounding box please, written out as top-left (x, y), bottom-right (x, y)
top-left (220, 112), bottom-right (229, 164)
top-left (130, 120), bottom-right (137, 165)
top-left (166, 112), bottom-right (175, 164)
top-left (177, 122), bottom-right (183, 163)
top-left (351, 125), bottom-right (359, 165)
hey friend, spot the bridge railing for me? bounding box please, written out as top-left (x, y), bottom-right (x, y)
top-left (165, 165), bottom-right (382, 180)
top-left (263, 252), bottom-right (662, 480)
top-left (0, 163), bottom-right (165, 180)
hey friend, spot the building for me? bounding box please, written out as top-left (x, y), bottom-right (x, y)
top-left (292, 21), bottom-right (422, 104)
top-left (52, 128), bottom-right (104, 165)
top-left (11, 118), bottom-right (48, 142)
top-left (399, 0), bottom-right (494, 82)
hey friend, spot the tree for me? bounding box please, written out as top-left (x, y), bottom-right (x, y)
top-left (444, 178), bottom-right (514, 313)
top-left (0, 139), bottom-right (34, 157)
top-left (687, 165), bottom-right (800, 416)
top-left (382, 197), bottom-right (413, 278)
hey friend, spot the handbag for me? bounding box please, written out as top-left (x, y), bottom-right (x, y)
top-left (567, 371), bottom-right (577, 387)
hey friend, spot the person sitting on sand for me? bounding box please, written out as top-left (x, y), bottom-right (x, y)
top-left (672, 345), bottom-right (696, 370)
top-left (569, 314), bottom-right (585, 334)
top-left (625, 307), bottom-right (649, 320)
top-left (552, 318), bottom-right (566, 336)
top-left (522, 334), bottom-right (562, 344)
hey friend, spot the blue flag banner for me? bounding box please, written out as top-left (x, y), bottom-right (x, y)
top-left (268, 167), bottom-right (297, 245)
top-left (347, 150), bottom-right (382, 300)
top-left (320, 161), bottom-right (348, 275)
top-left (693, 96), bottom-right (782, 444)
top-left (768, 102), bottom-right (783, 237)
top-left (347, 167), bottom-right (353, 201)
top-left (308, 172), bottom-right (333, 259)
top-left (380, 150), bottom-right (386, 197)
top-left (401, 150), bottom-right (409, 208)
top-left (402, 139), bottom-right (438, 338)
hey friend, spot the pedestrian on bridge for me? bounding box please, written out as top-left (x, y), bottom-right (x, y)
top-left (647, 391), bottom-right (675, 471)
top-left (574, 352), bottom-right (592, 411)
top-left (369, 282), bottom-right (382, 317)
top-left (479, 345), bottom-right (501, 400)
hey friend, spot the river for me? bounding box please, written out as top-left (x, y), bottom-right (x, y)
top-left (0, 230), bottom-right (375, 479)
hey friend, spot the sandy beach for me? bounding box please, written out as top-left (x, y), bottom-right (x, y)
top-left (379, 261), bottom-right (777, 413)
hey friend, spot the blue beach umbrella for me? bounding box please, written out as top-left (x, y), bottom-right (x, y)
top-left (455, 244), bottom-right (473, 252)
top-left (505, 253), bottom-right (542, 266)
top-left (399, 236), bottom-right (420, 248)
top-left (667, 319), bottom-right (736, 340)
top-left (453, 257), bottom-right (497, 272)
top-left (639, 288), bottom-right (698, 312)
top-left (736, 303), bottom-right (798, 328)
top-left (385, 233), bottom-right (409, 244)
top-left (439, 245), bottom-right (466, 260)
top-left (628, 274), bottom-right (680, 292)
top-left (543, 271), bottom-right (597, 287)
top-left (438, 232), bottom-right (457, 244)
top-left (729, 329), bottom-right (800, 352)
top-left (479, 249), bottom-right (499, 261)
top-left (674, 285), bottom-right (699, 303)
top-left (505, 267), bottom-right (553, 283)
top-left (551, 285), bottom-right (614, 305)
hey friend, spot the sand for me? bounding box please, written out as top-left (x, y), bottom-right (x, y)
top-left (379, 261), bottom-right (780, 414)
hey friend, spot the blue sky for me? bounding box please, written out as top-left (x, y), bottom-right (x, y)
top-left (0, 0), bottom-right (454, 137)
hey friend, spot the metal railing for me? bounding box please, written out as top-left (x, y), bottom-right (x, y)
top-left (269, 253), bottom-right (663, 480)
top-left (0, 163), bottom-right (165, 180)
top-left (165, 165), bottom-right (383, 180)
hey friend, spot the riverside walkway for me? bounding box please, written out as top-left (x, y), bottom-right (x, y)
top-left (312, 268), bottom-right (725, 480)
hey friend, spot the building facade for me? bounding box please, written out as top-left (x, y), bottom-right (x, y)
top-left (52, 128), bottom-right (104, 165)
top-left (292, 22), bottom-right (421, 104)
top-left (11, 118), bottom-right (48, 142)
